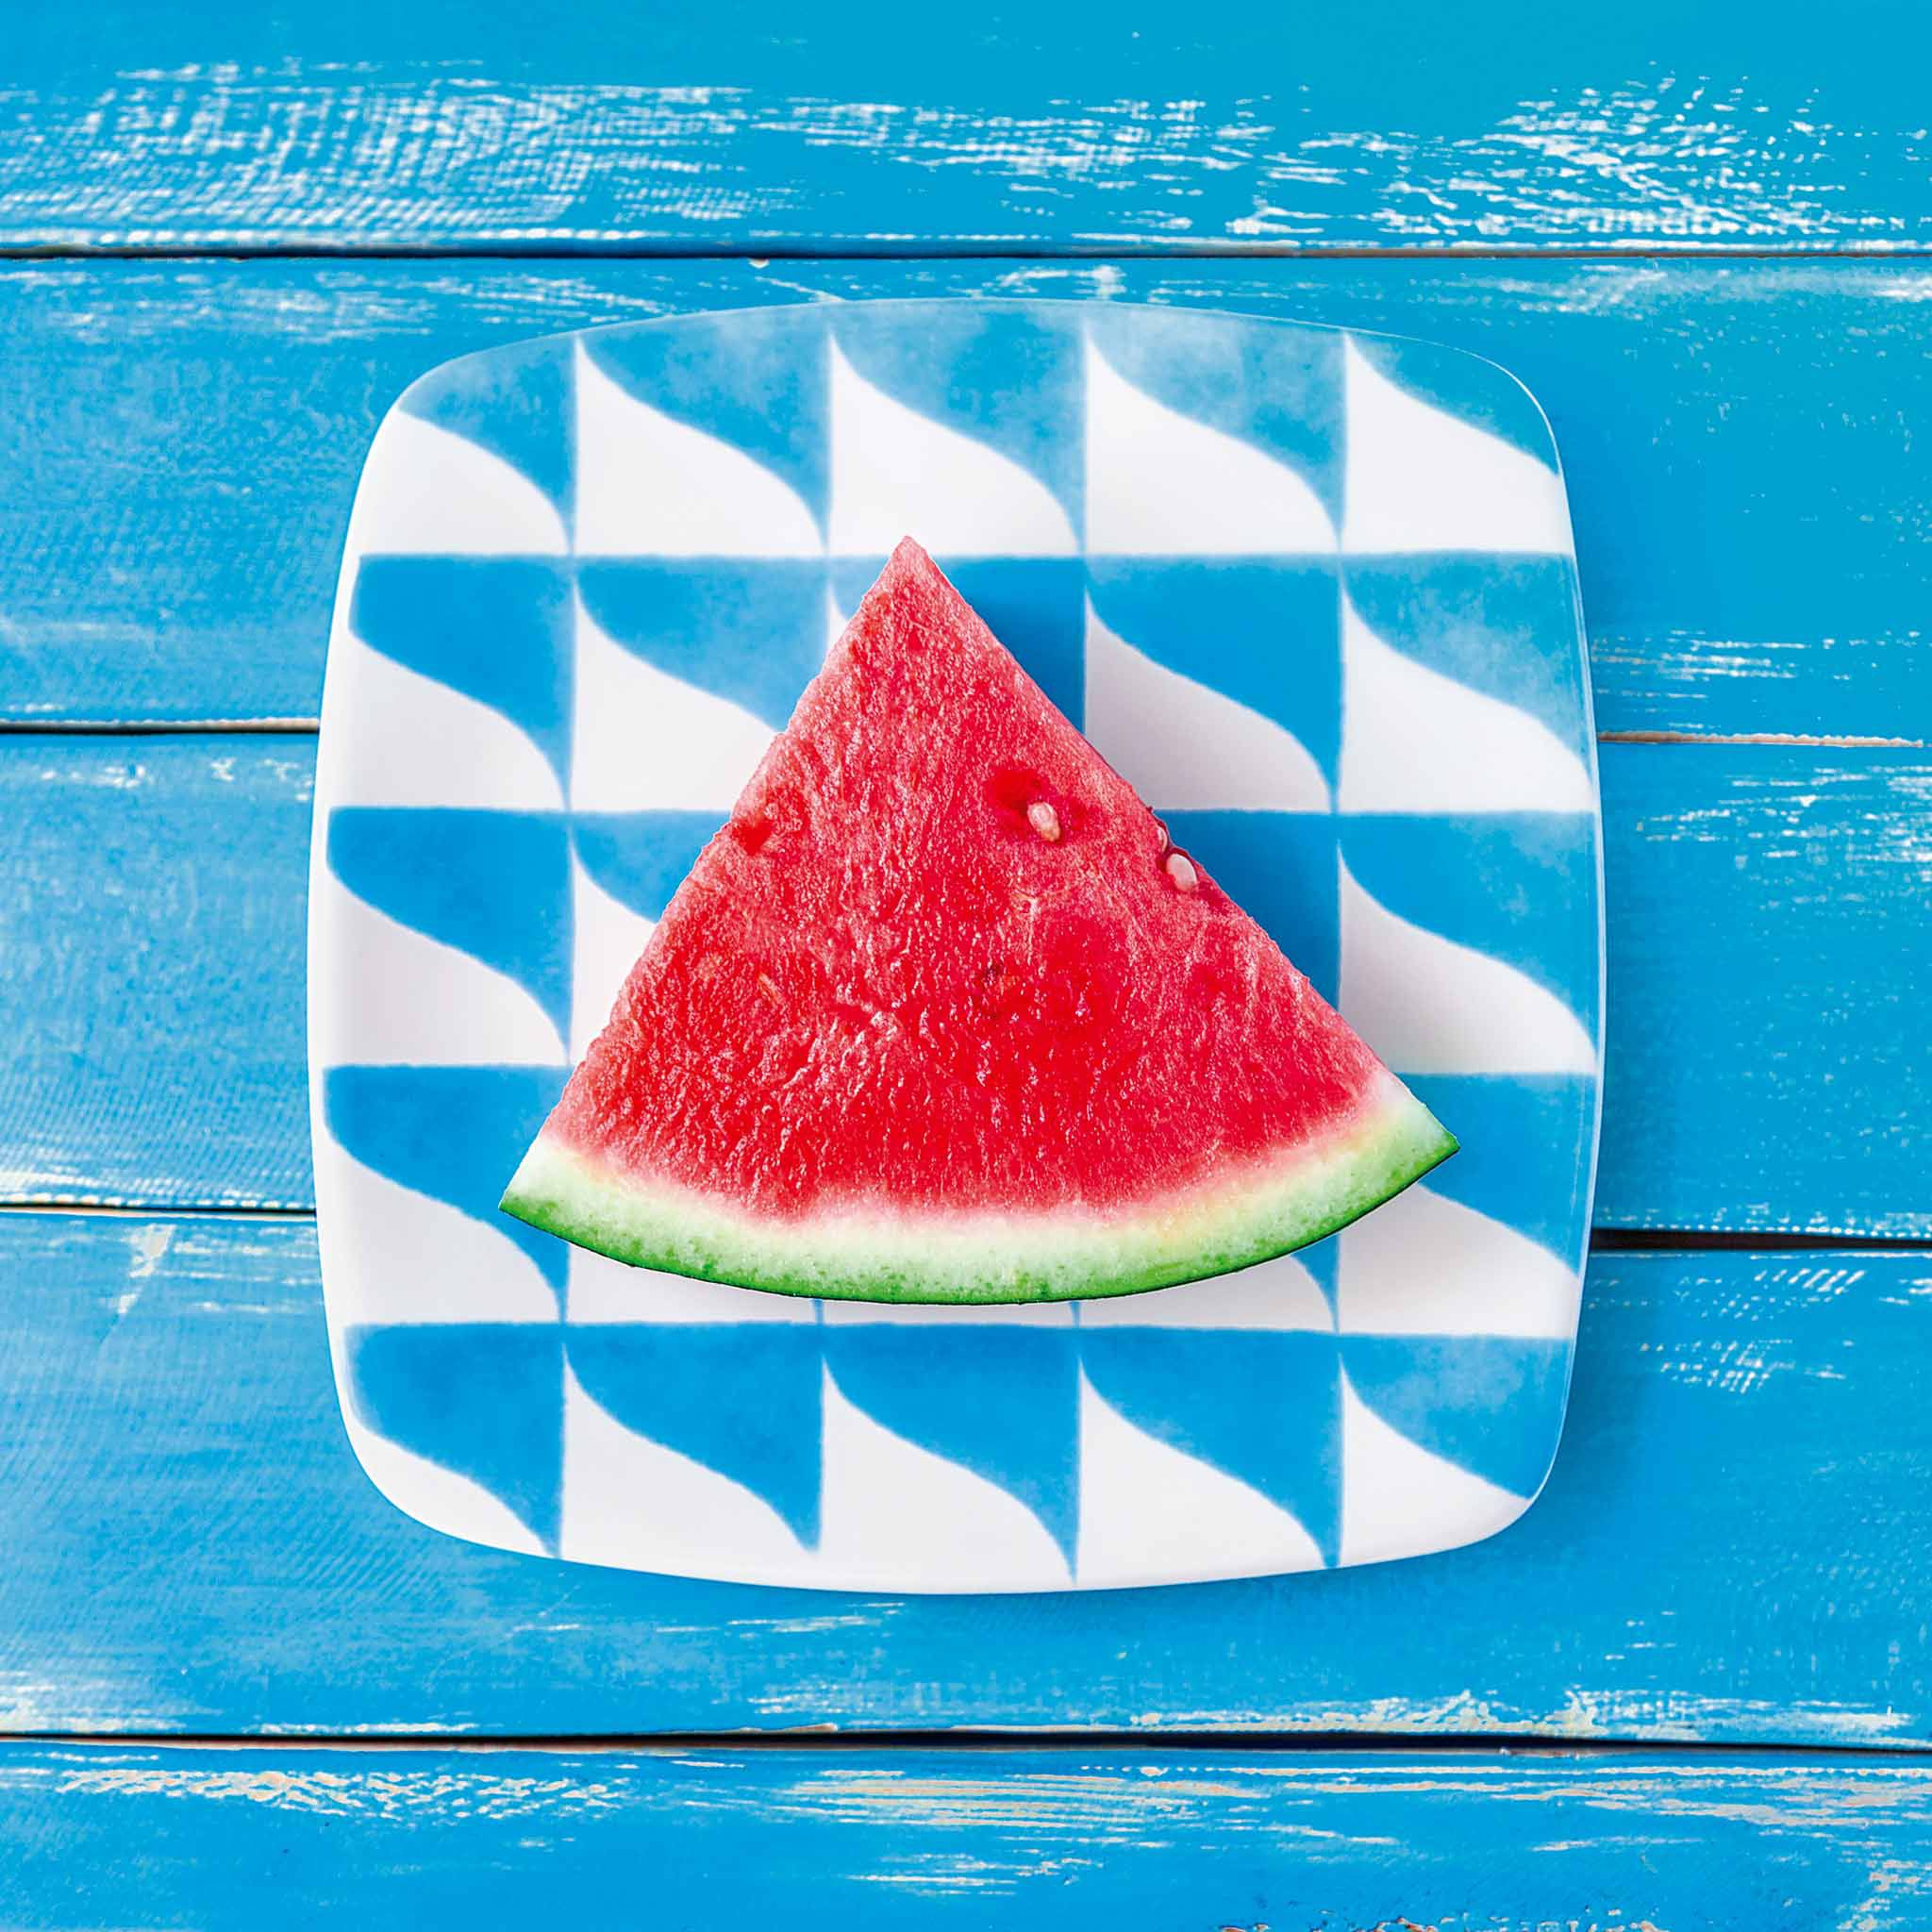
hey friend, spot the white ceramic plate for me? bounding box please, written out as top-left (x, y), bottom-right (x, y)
top-left (309, 297), bottom-right (1603, 1591)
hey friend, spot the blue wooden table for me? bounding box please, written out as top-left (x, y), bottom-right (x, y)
top-left (5, 5), bottom-right (1932, 1924)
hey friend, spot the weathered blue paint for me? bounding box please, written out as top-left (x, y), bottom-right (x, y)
top-left (1600, 745), bottom-right (1932, 1238)
top-left (0, 6), bottom-right (1920, 1900)
top-left (0, 740), bottom-right (314, 1209)
top-left (6, 1), bottom-right (1930, 252)
top-left (6, 738), bottom-right (1926, 1238)
top-left (3, 1212), bottom-right (1925, 1740)
top-left (4, 259), bottom-right (1929, 740)
top-left (5, 1741), bottom-right (1932, 1927)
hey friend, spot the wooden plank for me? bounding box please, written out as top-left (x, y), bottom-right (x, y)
top-left (1600, 745), bottom-right (1932, 1238)
top-left (5, 4), bottom-right (1929, 253)
top-left (7, 736), bottom-right (1928, 1236)
top-left (0, 739), bottom-right (313, 1209)
top-left (4, 258), bottom-right (1929, 741)
top-left (3, 1212), bottom-right (1926, 1741)
top-left (5, 1743), bottom-right (1932, 1931)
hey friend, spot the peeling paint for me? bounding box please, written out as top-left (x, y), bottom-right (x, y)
top-left (1, 62), bottom-right (1926, 252)
top-left (7, 1742), bottom-right (1932, 1926)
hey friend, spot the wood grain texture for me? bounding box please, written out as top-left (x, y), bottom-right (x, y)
top-left (5, 3), bottom-right (1929, 253)
top-left (3, 1212), bottom-right (1926, 1741)
top-left (7, 738), bottom-right (1929, 1236)
top-left (0, 740), bottom-right (314, 1208)
top-left (1601, 747), bottom-right (1932, 1239)
top-left (5, 1743), bottom-right (1932, 1930)
top-left (4, 258), bottom-right (1929, 740)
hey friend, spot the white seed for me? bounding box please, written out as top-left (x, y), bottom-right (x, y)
top-left (1154, 818), bottom-right (1170, 855)
top-left (1165, 851), bottom-right (1199, 892)
top-left (1026, 800), bottom-right (1061, 842)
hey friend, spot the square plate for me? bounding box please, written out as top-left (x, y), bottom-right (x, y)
top-left (309, 297), bottom-right (1603, 1592)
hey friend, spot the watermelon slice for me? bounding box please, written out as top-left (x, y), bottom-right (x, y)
top-left (504, 539), bottom-right (1454, 1304)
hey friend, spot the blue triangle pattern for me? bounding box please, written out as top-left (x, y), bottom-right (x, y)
top-left (824, 1326), bottom-right (1080, 1566)
top-left (400, 333), bottom-right (576, 529)
top-left (573, 812), bottom-right (727, 924)
top-left (1089, 305), bottom-right (1343, 525)
top-left (1081, 1329), bottom-right (1343, 1566)
top-left (346, 1322), bottom-right (566, 1550)
top-left (1341, 814), bottom-right (1600, 1041)
top-left (926, 558), bottom-right (1088, 730)
top-left (1403, 1074), bottom-right (1596, 1260)
top-left (325, 1066), bottom-right (571, 1299)
top-left (1294, 1237), bottom-right (1340, 1316)
top-left (1087, 558), bottom-right (1342, 785)
top-left (329, 807), bottom-right (574, 1038)
top-left (582, 308), bottom-right (828, 531)
top-left (1344, 556), bottom-right (1591, 760)
top-left (577, 559), bottom-right (828, 730)
top-left (1342, 1335), bottom-right (1573, 1498)
top-left (1162, 811), bottom-right (1341, 1004)
top-left (1350, 333), bottom-right (1556, 470)
top-left (829, 556), bottom-right (1088, 729)
top-left (566, 1324), bottom-right (824, 1547)
top-left (350, 558), bottom-right (575, 786)
top-left (834, 305), bottom-right (1084, 539)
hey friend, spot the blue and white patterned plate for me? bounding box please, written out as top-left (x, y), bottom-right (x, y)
top-left (308, 298), bottom-right (1603, 1592)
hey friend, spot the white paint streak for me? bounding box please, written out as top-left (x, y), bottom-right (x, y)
top-left (0, 68), bottom-right (1922, 247)
top-left (126, 1223), bottom-right (175, 1280)
top-left (108, 1222), bottom-right (176, 1318)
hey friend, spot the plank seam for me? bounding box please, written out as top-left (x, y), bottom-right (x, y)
top-left (5, 1728), bottom-right (1929, 1759)
top-left (8, 243), bottom-right (1932, 265)
top-left (0, 721), bottom-right (322, 736)
top-left (1601, 729), bottom-right (1928, 749)
top-left (3, 1201), bottom-right (1930, 1256)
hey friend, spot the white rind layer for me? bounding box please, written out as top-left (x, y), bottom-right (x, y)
top-left (501, 1071), bottom-right (1456, 1306)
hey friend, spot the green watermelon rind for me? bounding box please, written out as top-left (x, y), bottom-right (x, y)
top-left (500, 1074), bottom-right (1457, 1307)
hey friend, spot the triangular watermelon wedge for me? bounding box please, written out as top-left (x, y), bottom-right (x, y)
top-left (504, 539), bottom-right (1454, 1305)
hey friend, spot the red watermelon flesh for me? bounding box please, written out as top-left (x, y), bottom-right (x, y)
top-left (503, 539), bottom-right (1454, 1304)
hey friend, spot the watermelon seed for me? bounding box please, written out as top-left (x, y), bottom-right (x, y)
top-left (1154, 818), bottom-right (1170, 855)
top-left (1165, 851), bottom-right (1199, 893)
top-left (1026, 800), bottom-right (1061, 843)
top-left (755, 971), bottom-right (785, 1010)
